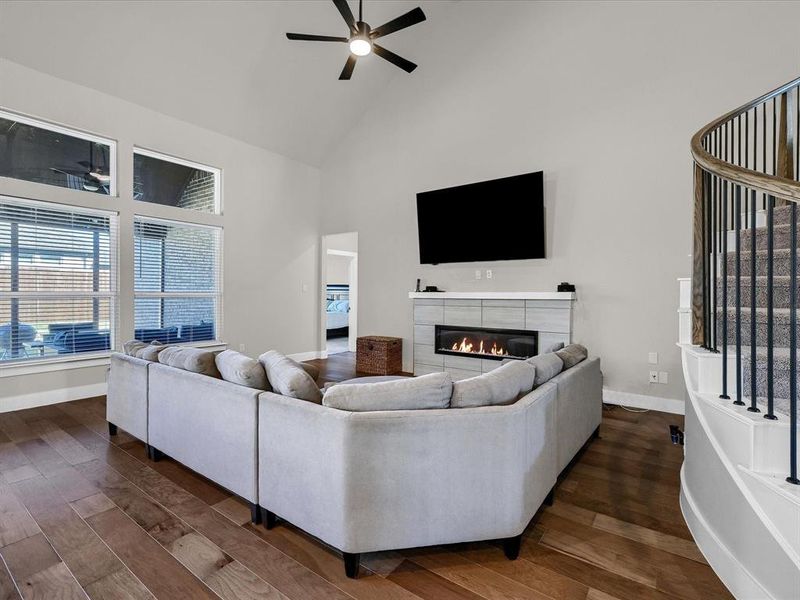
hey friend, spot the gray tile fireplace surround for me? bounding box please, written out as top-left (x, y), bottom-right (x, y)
top-left (409, 292), bottom-right (576, 380)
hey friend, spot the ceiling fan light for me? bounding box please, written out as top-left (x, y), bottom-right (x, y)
top-left (349, 37), bottom-right (371, 56)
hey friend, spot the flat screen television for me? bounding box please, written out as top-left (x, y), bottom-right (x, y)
top-left (416, 171), bottom-right (544, 264)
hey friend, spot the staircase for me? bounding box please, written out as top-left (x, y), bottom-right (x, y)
top-left (681, 76), bottom-right (800, 599)
top-left (716, 203), bottom-right (800, 418)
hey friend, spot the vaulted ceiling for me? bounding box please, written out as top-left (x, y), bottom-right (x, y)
top-left (0, 0), bottom-right (453, 166)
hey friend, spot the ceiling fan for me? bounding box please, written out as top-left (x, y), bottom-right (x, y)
top-left (286, 0), bottom-right (426, 80)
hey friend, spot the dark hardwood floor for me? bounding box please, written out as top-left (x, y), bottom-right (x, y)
top-left (0, 352), bottom-right (732, 599)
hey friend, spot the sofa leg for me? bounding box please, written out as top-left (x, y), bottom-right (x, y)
top-left (544, 487), bottom-right (555, 506)
top-left (503, 535), bottom-right (522, 560)
top-left (250, 503), bottom-right (261, 525)
top-left (261, 508), bottom-right (277, 530)
top-left (343, 552), bottom-right (360, 579)
top-left (147, 446), bottom-right (163, 462)
top-left (108, 422), bottom-right (118, 436)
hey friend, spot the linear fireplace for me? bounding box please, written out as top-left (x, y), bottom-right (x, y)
top-left (435, 325), bottom-right (538, 361)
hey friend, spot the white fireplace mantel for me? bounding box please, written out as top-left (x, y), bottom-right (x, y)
top-left (408, 291), bottom-right (575, 301)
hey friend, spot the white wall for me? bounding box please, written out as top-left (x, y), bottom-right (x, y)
top-left (319, 0), bottom-right (800, 403)
top-left (0, 59), bottom-right (321, 407)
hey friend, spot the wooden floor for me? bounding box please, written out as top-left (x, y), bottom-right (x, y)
top-left (0, 352), bottom-right (732, 600)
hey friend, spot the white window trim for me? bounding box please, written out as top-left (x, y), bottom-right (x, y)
top-left (0, 108), bottom-right (118, 197)
top-left (133, 146), bottom-right (222, 214)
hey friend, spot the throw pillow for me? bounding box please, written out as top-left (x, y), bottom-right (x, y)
top-left (525, 352), bottom-right (564, 386)
top-left (216, 350), bottom-right (270, 390)
top-left (323, 373), bottom-right (452, 412)
top-left (287, 357), bottom-right (320, 382)
top-left (259, 351), bottom-right (322, 404)
top-left (135, 341), bottom-right (166, 362)
top-left (123, 340), bottom-right (149, 356)
top-left (556, 344), bottom-right (588, 369)
top-left (451, 360), bottom-right (536, 408)
top-left (159, 346), bottom-right (221, 378)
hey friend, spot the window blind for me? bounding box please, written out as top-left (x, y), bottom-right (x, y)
top-left (0, 197), bottom-right (117, 362)
top-left (133, 217), bottom-right (221, 343)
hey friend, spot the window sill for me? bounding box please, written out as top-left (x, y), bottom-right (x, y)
top-left (0, 340), bottom-right (227, 378)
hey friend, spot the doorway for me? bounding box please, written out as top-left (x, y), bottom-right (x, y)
top-left (321, 232), bottom-right (358, 356)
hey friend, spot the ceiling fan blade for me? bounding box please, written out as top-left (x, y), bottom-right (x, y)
top-left (370, 7), bottom-right (426, 39)
top-left (333, 0), bottom-right (357, 32)
top-left (286, 33), bottom-right (348, 42)
top-left (339, 55), bottom-right (357, 80)
top-left (372, 44), bottom-right (417, 73)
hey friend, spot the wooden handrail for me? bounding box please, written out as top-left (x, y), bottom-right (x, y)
top-left (690, 76), bottom-right (800, 202)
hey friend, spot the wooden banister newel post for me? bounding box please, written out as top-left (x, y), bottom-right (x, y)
top-left (692, 162), bottom-right (705, 345)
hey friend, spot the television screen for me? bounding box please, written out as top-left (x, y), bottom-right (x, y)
top-left (416, 171), bottom-right (545, 264)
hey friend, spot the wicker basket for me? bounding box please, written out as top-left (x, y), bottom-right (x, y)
top-left (356, 336), bottom-right (403, 375)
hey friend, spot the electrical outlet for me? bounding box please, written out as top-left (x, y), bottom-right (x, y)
top-left (475, 269), bottom-right (482, 280)
top-left (239, 344), bottom-right (246, 352)
top-left (648, 352), bottom-right (658, 365)
top-left (486, 269), bottom-right (493, 279)
top-left (649, 371), bottom-right (659, 384)
top-left (659, 371), bottom-right (669, 384)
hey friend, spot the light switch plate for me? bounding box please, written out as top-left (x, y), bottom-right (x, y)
top-left (649, 371), bottom-right (659, 384)
top-left (648, 352), bottom-right (658, 364)
top-left (658, 371), bottom-right (669, 384)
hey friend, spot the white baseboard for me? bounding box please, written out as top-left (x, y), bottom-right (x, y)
top-left (603, 387), bottom-right (685, 415)
top-left (1, 382), bottom-right (108, 413)
top-left (287, 350), bottom-right (327, 362)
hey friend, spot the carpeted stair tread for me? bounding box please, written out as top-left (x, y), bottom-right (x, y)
top-left (726, 248), bottom-right (793, 277)
top-left (740, 221), bottom-right (800, 252)
top-left (717, 276), bottom-right (800, 309)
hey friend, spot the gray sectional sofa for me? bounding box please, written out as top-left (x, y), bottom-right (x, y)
top-left (106, 343), bottom-right (602, 578)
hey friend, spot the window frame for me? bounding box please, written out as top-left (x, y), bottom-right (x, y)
top-left (0, 108), bottom-right (118, 198)
top-left (133, 146), bottom-right (222, 215)
top-left (0, 194), bottom-right (119, 369)
top-left (133, 215), bottom-right (224, 344)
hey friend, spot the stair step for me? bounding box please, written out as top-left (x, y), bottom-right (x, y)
top-left (740, 348), bottom-right (798, 415)
top-left (740, 221), bottom-right (800, 252)
top-left (717, 307), bottom-right (799, 347)
top-left (726, 248), bottom-right (794, 277)
top-left (717, 276), bottom-right (800, 309)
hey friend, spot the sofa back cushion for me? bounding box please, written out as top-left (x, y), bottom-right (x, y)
top-left (451, 360), bottom-right (536, 408)
top-left (158, 346), bottom-right (221, 378)
top-left (323, 373), bottom-right (452, 412)
top-left (525, 352), bottom-right (564, 386)
top-left (123, 340), bottom-right (148, 356)
top-left (556, 344), bottom-right (588, 369)
top-left (216, 350), bottom-right (270, 390)
top-left (259, 351), bottom-right (322, 404)
top-left (288, 358), bottom-right (320, 382)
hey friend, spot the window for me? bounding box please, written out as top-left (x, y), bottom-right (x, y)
top-left (0, 109), bottom-right (116, 196)
top-left (133, 148), bottom-right (219, 213)
top-left (0, 196), bottom-right (117, 363)
top-left (134, 217), bottom-right (221, 343)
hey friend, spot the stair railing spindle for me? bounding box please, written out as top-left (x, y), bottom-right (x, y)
top-left (734, 185), bottom-right (745, 406)
top-left (749, 189), bottom-right (760, 412)
top-left (788, 200), bottom-right (798, 484)
top-left (765, 195), bottom-right (777, 419)
top-left (721, 180), bottom-right (730, 398)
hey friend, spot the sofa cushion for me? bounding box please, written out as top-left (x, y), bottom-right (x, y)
top-left (158, 346), bottom-right (221, 378)
top-left (451, 360), bottom-right (536, 408)
top-left (288, 358), bottom-right (320, 382)
top-left (323, 373), bottom-right (452, 412)
top-left (216, 350), bottom-right (270, 390)
top-left (526, 352), bottom-right (564, 386)
top-left (259, 351), bottom-right (322, 404)
top-left (556, 344), bottom-right (588, 369)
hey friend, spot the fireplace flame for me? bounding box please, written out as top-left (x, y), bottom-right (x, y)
top-left (451, 337), bottom-right (507, 356)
